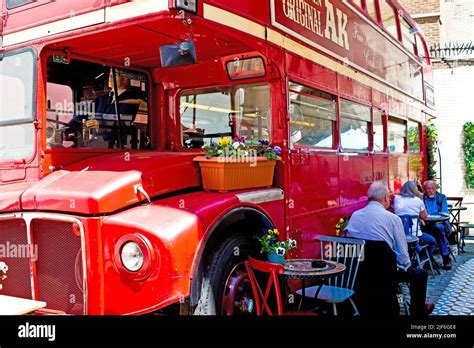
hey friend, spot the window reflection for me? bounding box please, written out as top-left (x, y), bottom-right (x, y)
top-left (289, 82), bottom-right (336, 148)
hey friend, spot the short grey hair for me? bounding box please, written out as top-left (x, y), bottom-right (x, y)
top-left (368, 181), bottom-right (390, 202)
top-left (400, 181), bottom-right (419, 198)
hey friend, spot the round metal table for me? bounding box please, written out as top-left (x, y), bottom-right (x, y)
top-left (282, 259), bottom-right (346, 309)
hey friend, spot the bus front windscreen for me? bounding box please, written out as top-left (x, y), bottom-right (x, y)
top-left (0, 49), bottom-right (36, 163)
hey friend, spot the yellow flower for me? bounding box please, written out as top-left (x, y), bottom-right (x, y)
top-left (273, 229), bottom-right (279, 235)
top-left (339, 218), bottom-right (345, 223)
top-left (219, 138), bottom-right (230, 146)
top-left (266, 235), bottom-right (271, 240)
top-left (268, 229), bottom-right (273, 235)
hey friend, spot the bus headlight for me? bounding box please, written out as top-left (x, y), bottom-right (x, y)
top-left (120, 242), bottom-right (144, 272)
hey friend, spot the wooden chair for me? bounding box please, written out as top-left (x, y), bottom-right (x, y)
top-left (244, 257), bottom-right (316, 316)
top-left (296, 236), bottom-right (365, 316)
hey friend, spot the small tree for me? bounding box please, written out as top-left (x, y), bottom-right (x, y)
top-left (463, 122), bottom-right (474, 189)
top-left (426, 124), bottom-right (439, 183)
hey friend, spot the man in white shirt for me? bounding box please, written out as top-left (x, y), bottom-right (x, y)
top-left (346, 181), bottom-right (434, 317)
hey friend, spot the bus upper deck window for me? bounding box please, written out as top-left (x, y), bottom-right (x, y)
top-left (401, 19), bottom-right (417, 53)
top-left (288, 82), bottom-right (336, 148)
top-left (364, 0), bottom-right (378, 22)
top-left (379, 0), bottom-right (398, 38)
top-left (416, 35), bottom-right (428, 64)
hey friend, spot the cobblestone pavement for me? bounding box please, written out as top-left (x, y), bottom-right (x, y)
top-left (400, 239), bottom-right (474, 315)
top-left (431, 240), bottom-right (474, 315)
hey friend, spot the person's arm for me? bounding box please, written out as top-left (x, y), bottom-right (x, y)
top-left (441, 195), bottom-right (449, 214)
top-left (392, 217), bottom-right (411, 270)
top-left (418, 198), bottom-right (428, 220)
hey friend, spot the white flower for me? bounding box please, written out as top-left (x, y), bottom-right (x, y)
top-left (217, 150), bottom-right (223, 155)
top-left (0, 262), bottom-right (8, 273)
top-left (232, 141), bottom-right (241, 149)
top-left (289, 239), bottom-right (297, 249)
top-left (276, 247), bottom-right (285, 256)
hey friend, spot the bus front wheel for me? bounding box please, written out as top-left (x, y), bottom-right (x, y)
top-left (194, 234), bottom-right (254, 315)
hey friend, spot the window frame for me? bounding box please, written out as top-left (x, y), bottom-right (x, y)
top-left (339, 98), bottom-right (371, 152)
top-left (0, 47), bottom-right (37, 127)
top-left (388, 116), bottom-right (407, 153)
top-left (6, 0), bottom-right (34, 10)
top-left (379, 0), bottom-right (400, 39)
top-left (42, 50), bottom-right (153, 153)
top-left (288, 81), bottom-right (337, 150)
top-left (407, 120), bottom-right (421, 153)
top-left (178, 83), bottom-right (273, 150)
top-left (372, 108), bottom-right (386, 153)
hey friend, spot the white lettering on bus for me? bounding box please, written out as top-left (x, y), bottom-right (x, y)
top-left (282, 0), bottom-right (323, 37)
top-left (324, 0), bottom-right (349, 50)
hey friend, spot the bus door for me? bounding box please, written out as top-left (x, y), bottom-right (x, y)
top-left (0, 48), bottom-right (37, 183)
top-left (338, 99), bottom-right (372, 217)
top-left (287, 81), bottom-right (339, 258)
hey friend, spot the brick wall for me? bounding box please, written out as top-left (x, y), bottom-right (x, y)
top-left (398, 0), bottom-right (440, 15)
top-left (398, 0), bottom-right (441, 46)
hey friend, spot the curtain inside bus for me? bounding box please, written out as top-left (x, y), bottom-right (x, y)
top-left (0, 49), bottom-right (36, 162)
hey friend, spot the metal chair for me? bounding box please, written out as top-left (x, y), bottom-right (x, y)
top-left (296, 236), bottom-right (365, 316)
top-left (397, 214), bottom-right (438, 276)
top-left (244, 257), bottom-right (316, 316)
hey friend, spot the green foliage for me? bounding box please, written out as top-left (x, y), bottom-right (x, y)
top-left (463, 122), bottom-right (474, 189)
top-left (426, 124), bottom-right (438, 182)
top-left (203, 138), bottom-right (281, 160)
top-left (408, 126), bottom-right (420, 152)
top-left (256, 229), bottom-right (297, 256)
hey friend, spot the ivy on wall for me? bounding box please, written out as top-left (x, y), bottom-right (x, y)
top-left (426, 124), bottom-right (438, 182)
top-left (463, 122), bottom-right (474, 189)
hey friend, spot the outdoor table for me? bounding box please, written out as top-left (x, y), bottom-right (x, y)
top-left (0, 295), bottom-right (46, 315)
top-left (281, 259), bottom-right (346, 310)
top-left (425, 214), bottom-right (450, 223)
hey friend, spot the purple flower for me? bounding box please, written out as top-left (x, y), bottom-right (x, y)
top-left (210, 142), bottom-right (215, 148)
top-left (259, 140), bottom-right (269, 145)
top-left (274, 146), bottom-right (282, 154)
top-left (205, 155), bottom-right (210, 159)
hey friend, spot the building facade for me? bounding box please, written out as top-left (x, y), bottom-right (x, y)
top-left (400, 0), bottom-right (474, 225)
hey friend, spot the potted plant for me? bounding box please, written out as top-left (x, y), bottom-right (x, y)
top-left (193, 138), bottom-right (281, 192)
top-left (335, 217), bottom-right (348, 237)
top-left (256, 228), bottom-right (297, 264)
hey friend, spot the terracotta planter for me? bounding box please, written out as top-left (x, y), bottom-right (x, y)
top-left (193, 156), bottom-right (276, 192)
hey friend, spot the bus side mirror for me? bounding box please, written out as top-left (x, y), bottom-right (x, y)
top-left (160, 40), bottom-right (197, 68)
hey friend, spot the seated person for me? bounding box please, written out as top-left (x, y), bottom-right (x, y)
top-left (65, 68), bottom-right (146, 149)
top-left (393, 181), bottom-right (437, 257)
top-left (346, 182), bottom-right (434, 317)
top-left (421, 180), bottom-right (452, 270)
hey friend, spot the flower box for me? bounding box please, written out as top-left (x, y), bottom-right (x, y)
top-left (193, 156), bottom-right (276, 192)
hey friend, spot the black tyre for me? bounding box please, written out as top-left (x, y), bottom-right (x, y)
top-left (194, 233), bottom-right (254, 315)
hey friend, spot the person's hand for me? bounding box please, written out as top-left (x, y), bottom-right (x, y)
top-left (86, 119), bottom-right (99, 129)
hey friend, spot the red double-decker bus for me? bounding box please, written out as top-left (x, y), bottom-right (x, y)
top-left (0, 0), bottom-right (434, 315)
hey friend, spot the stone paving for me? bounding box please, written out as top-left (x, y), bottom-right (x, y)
top-left (400, 239), bottom-right (474, 315)
top-left (432, 241), bottom-right (474, 315)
